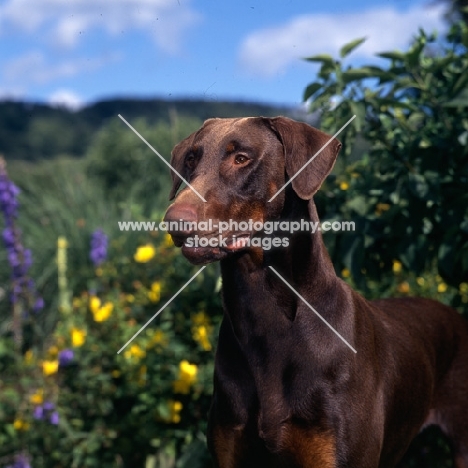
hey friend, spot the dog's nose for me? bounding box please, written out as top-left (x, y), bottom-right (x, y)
top-left (164, 203), bottom-right (198, 242)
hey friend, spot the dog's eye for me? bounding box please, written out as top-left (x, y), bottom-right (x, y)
top-left (185, 154), bottom-right (196, 169)
top-left (234, 154), bottom-right (249, 165)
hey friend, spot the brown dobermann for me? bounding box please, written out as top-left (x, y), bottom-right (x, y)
top-left (163, 117), bottom-right (468, 468)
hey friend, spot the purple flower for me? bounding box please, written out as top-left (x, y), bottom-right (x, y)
top-left (43, 401), bottom-right (55, 411)
top-left (90, 228), bottom-right (108, 266)
top-left (0, 157), bottom-right (43, 318)
top-left (33, 297), bottom-right (44, 312)
top-left (7, 454), bottom-right (31, 468)
top-left (50, 411), bottom-right (59, 425)
top-left (33, 405), bottom-right (44, 420)
top-left (58, 349), bottom-right (74, 366)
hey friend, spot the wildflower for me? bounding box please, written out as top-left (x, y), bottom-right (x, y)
top-left (173, 360), bottom-right (198, 394)
top-left (148, 281), bottom-right (161, 302)
top-left (50, 411), bottom-right (59, 425)
top-left (150, 329), bottom-right (167, 347)
top-left (92, 301), bottom-right (114, 322)
top-left (71, 327), bottom-right (86, 347)
top-left (29, 390), bottom-right (43, 405)
top-left (163, 233), bottom-right (174, 247)
top-left (13, 419), bottom-right (29, 431)
top-left (339, 181), bottom-right (349, 191)
top-left (341, 268), bottom-right (351, 278)
top-left (58, 349), bottom-right (74, 366)
top-left (90, 229), bottom-right (108, 266)
top-left (392, 260), bottom-right (402, 274)
top-left (0, 157), bottom-right (43, 319)
top-left (89, 296), bottom-right (101, 313)
top-left (134, 244), bottom-right (156, 263)
top-left (48, 345), bottom-right (59, 357)
top-left (6, 453), bottom-right (31, 468)
top-left (124, 344), bottom-right (145, 361)
top-left (416, 277), bottom-right (425, 286)
top-left (397, 282), bottom-right (410, 294)
top-left (168, 400), bottom-right (183, 423)
top-left (42, 360), bottom-right (59, 376)
top-left (43, 401), bottom-right (55, 411)
top-left (193, 325), bottom-right (212, 351)
top-left (33, 406), bottom-right (44, 420)
top-left (437, 283), bottom-right (448, 293)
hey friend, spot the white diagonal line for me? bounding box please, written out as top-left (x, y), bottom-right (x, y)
top-left (268, 266), bottom-right (357, 353)
top-left (117, 266), bottom-right (206, 354)
top-left (118, 114), bottom-right (207, 203)
top-left (268, 115), bottom-right (356, 202)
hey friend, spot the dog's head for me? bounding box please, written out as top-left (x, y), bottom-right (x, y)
top-left (163, 116), bottom-right (341, 264)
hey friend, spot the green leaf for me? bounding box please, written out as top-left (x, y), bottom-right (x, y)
top-left (341, 67), bottom-right (378, 84)
top-left (378, 51), bottom-right (406, 61)
top-left (339, 37), bottom-right (367, 58)
top-left (303, 54), bottom-right (335, 66)
top-left (303, 82), bottom-right (322, 101)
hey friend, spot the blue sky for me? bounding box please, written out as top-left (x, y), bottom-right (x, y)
top-left (0, 0), bottom-right (447, 109)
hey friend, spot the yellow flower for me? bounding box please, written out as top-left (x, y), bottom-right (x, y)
top-left (339, 181), bottom-right (349, 191)
top-left (30, 390), bottom-right (43, 405)
top-left (71, 327), bottom-right (86, 347)
top-left (124, 344), bottom-right (145, 361)
top-left (341, 268), bottom-right (351, 278)
top-left (193, 325), bottom-right (212, 351)
top-left (148, 281), bottom-right (161, 302)
top-left (125, 294), bottom-right (135, 303)
top-left (416, 277), bottom-right (425, 286)
top-left (57, 237), bottom-right (68, 249)
top-left (89, 296), bottom-right (101, 313)
top-left (192, 311), bottom-right (210, 326)
top-left (392, 260), bottom-right (402, 274)
top-left (13, 419), bottom-right (30, 431)
top-left (173, 360), bottom-right (198, 394)
top-left (460, 282), bottom-right (468, 294)
top-left (48, 345), bottom-right (59, 357)
top-left (92, 302), bottom-right (114, 322)
top-left (397, 282), bottom-right (410, 294)
top-left (168, 400), bottom-right (183, 423)
top-left (438, 283), bottom-right (448, 293)
top-left (43, 360), bottom-right (59, 376)
top-left (150, 329), bottom-right (167, 347)
top-left (134, 244), bottom-right (156, 263)
top-left (163, 233), bottom-right (174, 247)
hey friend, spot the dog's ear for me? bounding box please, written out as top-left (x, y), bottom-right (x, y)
top-left (266, 117), bottom-right (342, 200)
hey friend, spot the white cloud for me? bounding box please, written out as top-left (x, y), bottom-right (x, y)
top-left (2, 51), bottom-right (121, 85)
top-left (0, 0), bottom-right (201, 52)
top-left (48, 89), bottom-right (83, 110)
top-left (239, 4), bottom-right (446, 77)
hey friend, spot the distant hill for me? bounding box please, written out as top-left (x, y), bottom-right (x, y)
top-left (0, 98), bottom-right (298, 161)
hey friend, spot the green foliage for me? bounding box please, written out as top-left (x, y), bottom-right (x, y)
top-left (305, 23), bottom-right (468, 311)
top-left (85, 116), bottom-right (202, 211)
top-left (1, 229), bottom-right (222, 467)
top-left (304, 22), bottom-right (468, 467)
top-left (0, 99), bottom-right (289, 161)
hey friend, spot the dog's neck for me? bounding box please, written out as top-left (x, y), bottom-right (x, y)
top-left (220, 195), bottom-right (341, 348)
